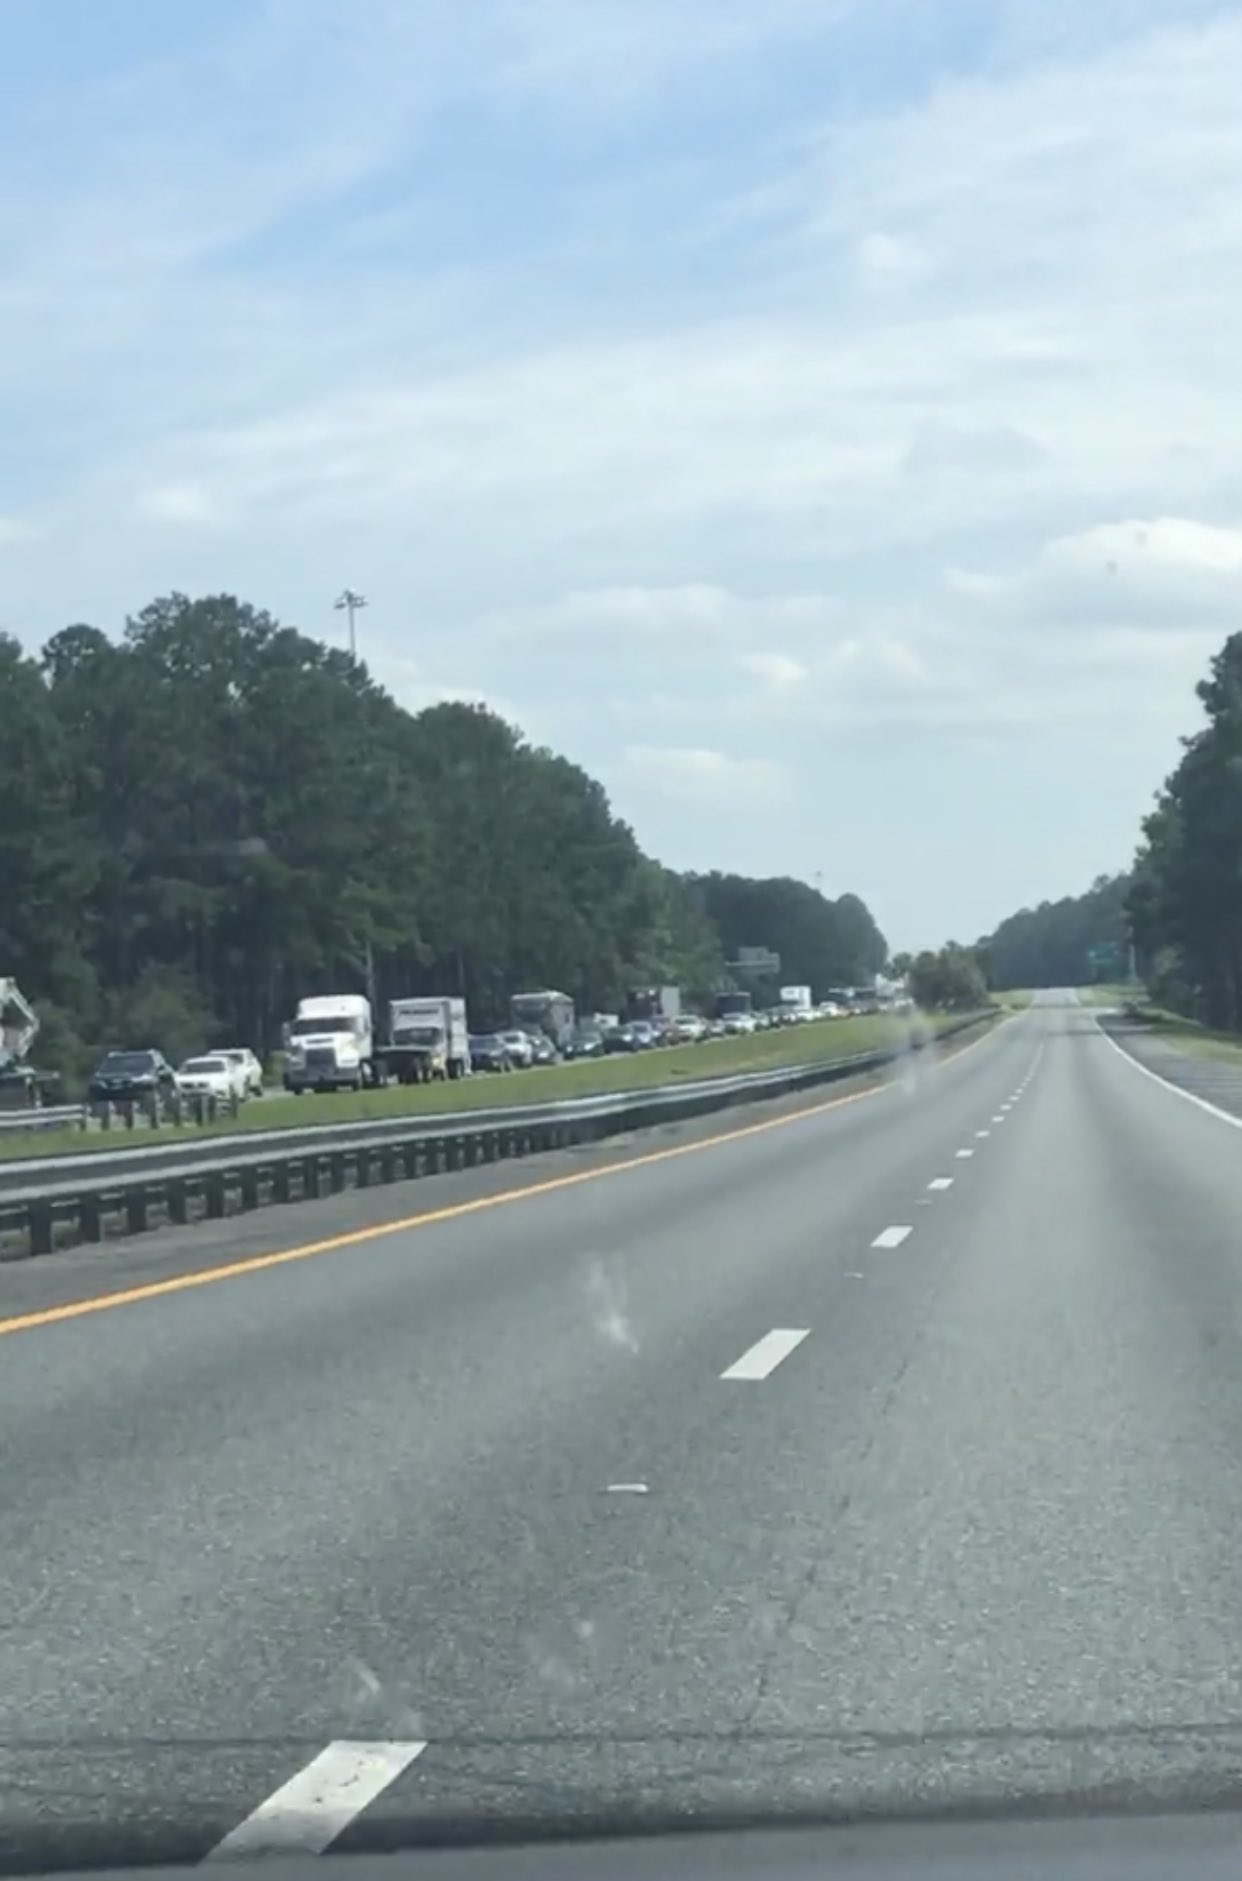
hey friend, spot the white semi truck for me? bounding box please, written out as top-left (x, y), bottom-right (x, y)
top-left (283, 993), bottom-right (375, 1093)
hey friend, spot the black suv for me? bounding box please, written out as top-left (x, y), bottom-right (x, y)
top-left (88, 1048), bottom-right (177, 1104)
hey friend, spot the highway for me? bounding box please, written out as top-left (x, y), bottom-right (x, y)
top-left (4, 991), bottom-right (1242, 1867)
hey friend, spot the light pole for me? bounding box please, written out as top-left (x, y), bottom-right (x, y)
top-left (334, 588), bottom-right (368, 660)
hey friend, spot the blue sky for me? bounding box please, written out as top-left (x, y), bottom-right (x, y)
top-left (5, 0), bottom-right (1242, 948)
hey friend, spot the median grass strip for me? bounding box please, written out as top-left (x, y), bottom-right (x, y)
top-left (2, 1008), bottom-right (994, 1164)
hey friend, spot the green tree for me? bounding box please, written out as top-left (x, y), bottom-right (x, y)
top-left (908, 943), bottom-right (988, 1011)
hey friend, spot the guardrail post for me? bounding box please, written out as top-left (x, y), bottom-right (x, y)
top-left (125, 1187), bottom-right (148, 1236)
top-left (355, 1148), bottom-right (372, 1189)
top-left (379, 1146), bottom-right (395, 1184)
top-left (240, 1166), bottom-right (259, 1211)
top-left (80, 1193), bottom-right (102, 1242)
top-left (272, 1162), bottom-right (291, 1204)
top-left (28, 1200), bottom-right (53, 1258)
top-left (204, 1170), bottom-right (226, 1219)
top-left (168, 1178), bottom-right (188, 1226)
top-left (330, 1152), bottom-right (346, 1194)
top-left (123, 1100), bottom-right (136, 1131)
top-left (303, 1155), bottom-right (320, 1200)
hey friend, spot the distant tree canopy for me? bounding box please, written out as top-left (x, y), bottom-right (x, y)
top-left (0, 594), bottom-right (888, 1080)
top-left (686, 873), bottom-right (888, 1000)
top-left (978, 874), bottom-right (1132, 991)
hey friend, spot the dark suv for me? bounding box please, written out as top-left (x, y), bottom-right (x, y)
top-left (88, 1048), bottom-right (177, 1104)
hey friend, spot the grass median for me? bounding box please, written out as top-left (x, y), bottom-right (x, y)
top-left (2, 1008), bottom-right (996, 1164)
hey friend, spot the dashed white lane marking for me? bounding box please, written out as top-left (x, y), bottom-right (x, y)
top-left (606, 1482), bottom-right (649, 1494)
top-left (871, 1225), bottom-right (913, 1249)
top-left (974, 1129), bottom-right (990, 1138)
top-left (927, 1177), bottom-right (954, 1191)
top-left (206, 1740), bottom-right (427, 1860)
top-left (991, 1114), bottom-right (1006, 1123)
top-left (721, 1328), bottom-right (810, 1380)
top-left (955, 1148), bottom-right (975, 1159)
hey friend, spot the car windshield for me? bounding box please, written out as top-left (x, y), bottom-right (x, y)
top-left (15, 0), bottom-right (1242, 1863)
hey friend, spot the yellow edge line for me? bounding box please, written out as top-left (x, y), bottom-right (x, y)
top-left (0, 1015), bottom-right (1004, 1340)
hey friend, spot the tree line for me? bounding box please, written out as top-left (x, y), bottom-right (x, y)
top-left (975, 873), bottom-right (1132, 992)
top-left (1128, 632), bottom-right (1242, 1028)
top-left (1, 593), bottom-right (888, 1083)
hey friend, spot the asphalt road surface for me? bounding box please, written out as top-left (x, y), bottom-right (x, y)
top-left (4, 993), bottom-right (1242, 1869)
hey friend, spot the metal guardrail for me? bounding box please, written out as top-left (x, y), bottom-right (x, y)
top-left (0, 1104), bottom-right (86, 1135)
top-left (0, 1015), bottom-right (990, 1260)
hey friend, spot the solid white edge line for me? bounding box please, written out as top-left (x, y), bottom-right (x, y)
top-left (927, 1177), bottom-right (953, 1190)
top-left (206, 1740), bottom-right (427, 1860)
top-left (871, 1225), bottom-right (913, 1248)
top-left (721, 1328), bottom-right (809, 1380)
top-left (1095, 1017), bottom-right (1242, 1133)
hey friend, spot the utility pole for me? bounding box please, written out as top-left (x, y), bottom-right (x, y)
top-left (334, 588), bottom-right (368, 660)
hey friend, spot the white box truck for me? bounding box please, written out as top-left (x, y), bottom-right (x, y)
top-left (778, 984), bottom-right (814, 1023)
top-left (779, 984), bottom-right (813, 1011)
top-left (283, 993), bottom-right (374, 1093)
top-left (380, 996), bottom-right (470, 1083)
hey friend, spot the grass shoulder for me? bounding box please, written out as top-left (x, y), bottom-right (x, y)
top-left (2, 1007), bottom-right (993, 1164)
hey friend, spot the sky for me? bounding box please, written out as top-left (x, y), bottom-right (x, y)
top-left (4, 0), bottom-right (1242, 949)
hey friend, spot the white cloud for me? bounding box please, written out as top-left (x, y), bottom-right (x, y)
top-left (495, 0), bottom-right (851, 107)
top-left (620, 744), bottom-right (794, 809)
top-left (856, 230), bottom-right (930, 290)
top-left (949, 514), bottom-right (1242, 628)
top-left (135, 484), bottom-right (221, 527)
top-left (737, 651), bottom-right (809, 690)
